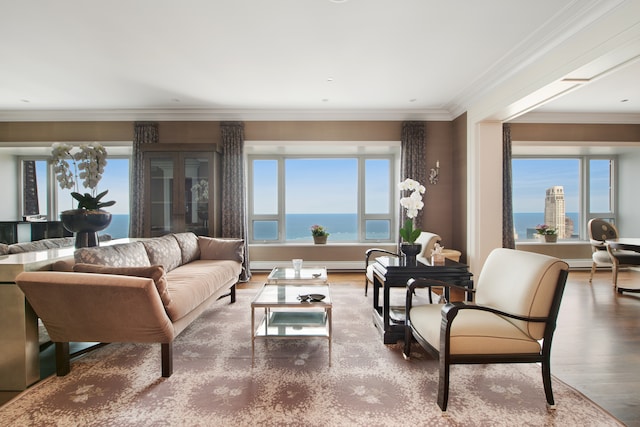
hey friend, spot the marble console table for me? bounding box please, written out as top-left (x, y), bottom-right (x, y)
top-left (0, 239), bottom-right (134, 391)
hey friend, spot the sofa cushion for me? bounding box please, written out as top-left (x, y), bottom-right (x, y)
top-left (173, 232), bottom-right (201, 264)
top-left (73, 263), bottom-right (172, 308)
top-left (9, 240), bottom-right (52, 253)
top-left (198, 237), bottom-right (244, 263)
top-left (142, 235), bottom-right (183, 272)
top-left (164, 259), bottom-right (241, 321)
top-left (75, 241), bottom-right (151, 267)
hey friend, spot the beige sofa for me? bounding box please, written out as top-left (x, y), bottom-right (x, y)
top-left (16, 232), bottom-right (244, 378)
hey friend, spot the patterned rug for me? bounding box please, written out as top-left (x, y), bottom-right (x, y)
top-left (0, 286), bottom-right (623, 426)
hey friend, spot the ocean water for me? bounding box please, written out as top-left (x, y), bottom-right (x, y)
top-left (513, 212), bottom-right (579, 239)
top-left (102, 214), bottom-right (129, 239)
top-left (105, 212), bottom-right (579, 242)
top-left (254, 213), bottom-right (390, 242)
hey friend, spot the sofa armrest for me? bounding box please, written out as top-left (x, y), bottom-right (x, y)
top-left (16, 271), bottom-right (175, 344)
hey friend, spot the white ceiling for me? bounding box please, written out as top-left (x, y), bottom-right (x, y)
top-left (0, 0), bottom-right (639, 122)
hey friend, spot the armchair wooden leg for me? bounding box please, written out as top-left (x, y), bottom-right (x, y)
top-left (612, 264), bottom-right (619, 289)
top-left (55, 342), bottom-right (70, 376)
top-left (589, 262), bottom-right (596, 284)
top-left (365, 278), bottom-right (369, 296)
top-left (161, 342), bottom-right (173, 377)
top-left (403, 326), bottom-right (412, 359)
top-left (542, 359), bottom-right (556, 409)
top-left (230, 284), bottom-right (236, 303)
top-left (437, 355), bottom-right (450, 411)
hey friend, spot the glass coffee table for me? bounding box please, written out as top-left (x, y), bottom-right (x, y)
top-left (251, 266), bottom-right (331, 365)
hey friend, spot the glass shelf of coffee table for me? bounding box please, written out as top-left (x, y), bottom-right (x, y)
top-left (251, 279), bottom-right (332, 365)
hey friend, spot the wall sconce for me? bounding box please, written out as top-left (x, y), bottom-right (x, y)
top-left (428, 160), bottom-right (440, 185)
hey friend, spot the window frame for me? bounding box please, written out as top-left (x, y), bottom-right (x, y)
top-left (18, 154), bottom-right (132, 221)
top-left (247, 152), bottom-right (398, 244)
top-left (511, 154), bottom-right (617, 241)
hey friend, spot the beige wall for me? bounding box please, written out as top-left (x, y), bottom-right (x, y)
top-left (0, 119), bottom-right (461, 269)
top-left (451, 113), bottom-right (468, 262)
top-left (510, 123), bottom-right (640, 142)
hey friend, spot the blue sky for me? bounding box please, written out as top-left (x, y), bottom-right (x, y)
top-left (512, 158), bottom-right (611, 213)
top-left (253, 158), bottom-right (390, 214)
top-left (44, 158), bottom-right (130, 215)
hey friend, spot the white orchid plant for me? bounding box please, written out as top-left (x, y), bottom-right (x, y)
top-left (398, 178), bottom-right (426, 244)
top-left (51, 142), bottom-right (115, 211)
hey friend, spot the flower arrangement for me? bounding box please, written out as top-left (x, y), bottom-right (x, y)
top-left (399, 178), bottom-right (426, 244)
top-left (191, 179), bottom-right (209, 202)
top-left (51, 142), bottom-right (115, 211)
top-left (535, 224), bottom-right (557, 235)
top-left (311, 224), bottom-right (329, 237)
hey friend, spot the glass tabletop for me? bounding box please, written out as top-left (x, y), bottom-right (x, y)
top-left (266, 266), bottom-right (328, 284)
top-left (252, 283), bottom-right (331, 306)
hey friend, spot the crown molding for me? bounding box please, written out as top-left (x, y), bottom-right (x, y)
top-left (510, 111), bottom-right (640, 124)
top-left (446, 0), bottom-right (625, 119)
top-left (0, 108), bottom-right (455, 123)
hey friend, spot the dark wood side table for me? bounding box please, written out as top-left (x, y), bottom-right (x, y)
top-left (371, 256), bottom-right (473, 344)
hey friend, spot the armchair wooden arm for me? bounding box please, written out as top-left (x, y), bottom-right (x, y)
top-left (406, 277), bottom-right (475, 307)
top-left (364, 248), bottom-right (399, 296)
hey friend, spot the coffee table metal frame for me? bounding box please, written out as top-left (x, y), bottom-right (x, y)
top-left (252, 266), bottom-right (332, 365)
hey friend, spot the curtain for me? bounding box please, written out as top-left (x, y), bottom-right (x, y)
top-left (400, 121), bottom-right (427, 232)
top-left (220, 121), bottom-right (250, 281)
top-left (129, 122), bottom-right (159, 237)
top-left (502, 123), bottom-right (515, 249)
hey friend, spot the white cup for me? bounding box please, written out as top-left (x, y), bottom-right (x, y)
top-left (292, 258), bottom-right (303, 272)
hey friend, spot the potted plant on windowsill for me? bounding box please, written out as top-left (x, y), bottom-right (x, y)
top-left (311, 224), bottom-right (329, 244)
top-left (536, 224), bottom-right (558, 243)
top-left (52, 142), bottom-right (116, 248)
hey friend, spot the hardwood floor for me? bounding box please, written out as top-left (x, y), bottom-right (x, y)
top-left (243, 269), bottom-right (640, 426)
top-left (2, 270), bottom-right (637, 425)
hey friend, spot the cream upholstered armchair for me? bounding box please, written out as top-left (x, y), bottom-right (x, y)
top-left (364, 232), bottom-right (442, 296)
top-left (403, 248), bottom-right (569, 411)
top-left (588, 218), bottom-right (640, 290)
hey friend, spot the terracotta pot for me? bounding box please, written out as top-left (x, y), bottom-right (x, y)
top-left (60, 209), bottom-right (112, 248)
top-left (544, 234), bottom-right (558, 243)
top-left (313, 235), bottom-right (328, 244)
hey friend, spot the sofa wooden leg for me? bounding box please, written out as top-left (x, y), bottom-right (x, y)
top-left (161, 342), bottom-right (173, 377)
top-left (55, 342), bottom-right (70, 376)
top-left (230, 284), bottom-right (236, 303)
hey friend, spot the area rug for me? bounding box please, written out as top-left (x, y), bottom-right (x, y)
top-left (0, 286), bottom-right (623, 427)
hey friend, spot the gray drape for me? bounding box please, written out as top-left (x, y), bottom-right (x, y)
top-left (220, 121), bottom-right (250, 281)
top-left (502, 123), bottom-right (515, 249)
top-left (400, 121), bottom-right (427, 232)
top-left (130, 122), bottom-right (159, 238)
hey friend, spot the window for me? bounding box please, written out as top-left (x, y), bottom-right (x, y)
top-left (511, 156), bottom-right (616, 241)
top-left (20, 155), bottom-right (131, 239)
top-left (248, 153), bottom-right (396, 243)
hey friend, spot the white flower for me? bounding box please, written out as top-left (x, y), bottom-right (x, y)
top-left (51, 142), bottom-right (108, 195)
top-left (398, 178), bottom-right (426, 194)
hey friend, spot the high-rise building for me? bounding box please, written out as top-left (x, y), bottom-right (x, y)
top-left (544, 186), bottom-right (566, 238)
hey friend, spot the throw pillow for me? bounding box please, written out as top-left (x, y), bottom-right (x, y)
top-left (173, 232), bottom-right (201, 264)
top-left (142, 235), bottom-right (183, 272)
top-left (74, 241), bottom-right (151, 267)
top-left (198, 237), bottom-right (244, 263)
top-left (73, 263), bottom-right (172, 308)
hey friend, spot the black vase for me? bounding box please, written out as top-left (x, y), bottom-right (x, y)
top-left (401, 243), bottom-right (422, 267)
top-left (60, 209), bottom-right (112, 248)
